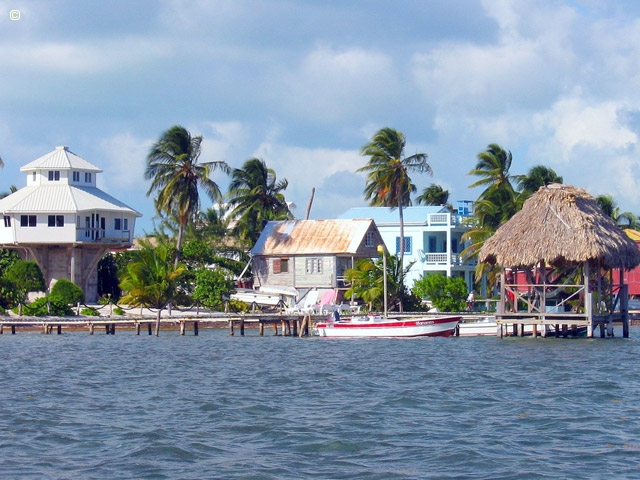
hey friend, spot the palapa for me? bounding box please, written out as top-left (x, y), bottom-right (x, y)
top-left (479, 183), bottom-right (640, 270)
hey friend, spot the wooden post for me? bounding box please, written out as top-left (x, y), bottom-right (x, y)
top-left (562, 324), bottom-right (568, 338)
top-left (89, 323), bottom-right (95, 335)
top-left (111, 324), bottom-right (116, 335)
top-left (105, 324), bottom-right (110, 334)
top-left (240, 318), bottom-right (245, 336)
top-left (259, 322), bottom-right (264, 336)
top-left (0, 324), bottom-right (3, 334)
top-left (541, 324), bottom-right (547, 338)
top-left (180, 321), bottom-right (185, 335)
top-left (292, 319), bottom-right (298, 337)
top-left (229, 319), bottom-right (234, 336)
top-left (193, 321), bottom-right (199, 336)
top-left (532, 324), bottom-right (537, 338)
top-left (57, 325), bottom-right (62, 335)
top-left (135, 322), bottom-right (140, 335)
top-left (148, 323), bottom-right (152, 335)
top-left (11, 325), bottom-right (15, 334)
top-left (273, 322), bottom-right (278, 335)
top-left (44, 324), bottom-right (48, 334)
top-left (599, 322), bottom-right (605, 338)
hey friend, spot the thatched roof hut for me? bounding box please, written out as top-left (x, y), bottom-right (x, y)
top-left (479, 184), bottom-right (640, 270)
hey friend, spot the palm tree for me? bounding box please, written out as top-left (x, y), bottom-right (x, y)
top-left (463, 144), bottom-right (520, 284)
top-left (119, 242), bottom-right (186, 336)
top-left (358, 127), bottom-right (431, 309)
top-left (344, 252), bottom-right (414, 312)
top-left (596, 194), bottom-right (639, 228)
top-left (227, 158), bottom-right (292, 245)
top-left (515, 165), bottom-right (563, 198)
top-left (145, 125), bottom-right (230, 265)
top-left (0, 185), bottom-right (17, 199)
top-left (416, 183), bottom-right (449, 206)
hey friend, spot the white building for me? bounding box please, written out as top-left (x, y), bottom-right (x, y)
top-left (0, 146), bottom-right (141, 300)
top-left (338, 202), bottom-right (477, 290)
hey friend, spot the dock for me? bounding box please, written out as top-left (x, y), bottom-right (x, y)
top-left (0, 311), bottom-right (327, 337)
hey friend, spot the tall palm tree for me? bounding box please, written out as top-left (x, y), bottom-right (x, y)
top-left (119, 242), bottom-right (186, 336)
top-left (358, 128), bottom-right (431, 309)
top-left (145, 125), bottom-right (230, 265)
top-left (515, 165), bottom-right (563, 198)
top-left (416, 183), bottom-right (449, 206)
top-left (463, 144), bottom-right (519, 283)
top-left (227, 158), bottom-right (292, 245)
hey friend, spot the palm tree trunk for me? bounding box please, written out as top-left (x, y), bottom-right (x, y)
top-left (174, 222), bottom-right (185, 268)
top-left (398, 197), bottom-right (405, 312)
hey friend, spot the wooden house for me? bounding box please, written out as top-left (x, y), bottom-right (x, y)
top-left (250, 219), bottom-right (385, 295)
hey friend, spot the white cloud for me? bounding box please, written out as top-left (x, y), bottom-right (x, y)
top-left (534, 95), bottom-right (637, 162)
top-left (98, 133), bottom-right (152, 192)
top-left (279, 46), bottom-right (399, 122)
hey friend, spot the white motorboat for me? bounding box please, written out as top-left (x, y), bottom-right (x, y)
top-left (315, 314), bottom-right (461, 338)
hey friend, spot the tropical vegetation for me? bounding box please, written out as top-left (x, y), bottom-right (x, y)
top-left (145, 125), bottom-right (230, 265)
top-left (227, 157), bottom-right (292, 245)
top-left (358, 127), bottom-right (431, 310)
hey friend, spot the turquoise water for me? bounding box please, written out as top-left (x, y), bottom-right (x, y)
top-left (1, 328), bottom-right (640, 479)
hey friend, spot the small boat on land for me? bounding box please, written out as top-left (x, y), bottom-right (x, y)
top-left (315, 314), bottom-right (461, 338)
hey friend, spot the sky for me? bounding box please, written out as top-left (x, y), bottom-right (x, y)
top-left (2, 0), bottom-right (640, 234)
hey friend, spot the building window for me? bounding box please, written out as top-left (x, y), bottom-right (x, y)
top-left (123, 218), bottom-right (128, 231)
top-left (305, 258), bottom-right (322, 274)
top-left (32, 172), bottom-right (36, 182)
top-left (20, 215), bottom-right (36, 227)
top-left (396, 236), bottom-right (412, 254)
top-left (280, 258), bottom-right (289, 273)
top-left (114, 218), bottom-right (121, 230)
top-left (48, 215), bottom-right (64, 227)
top-left (72, 171), bottom-right (80, 182)
top-left (365, 231), bottom-right (375, 247)
top-left (85, 172), bottom-right (92, 183)
top-left (48, 171), bottom-right (60, 181)
top-left (85, 217), bottom-right (90, 237)
top-left (3, 216), bottom-right (10, 227)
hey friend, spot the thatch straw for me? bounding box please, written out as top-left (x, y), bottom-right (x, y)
top-left (479, 184), bottom-right (640, 270)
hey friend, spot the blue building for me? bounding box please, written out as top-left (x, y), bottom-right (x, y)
top-left (338, 202), bottom-right (477, 291)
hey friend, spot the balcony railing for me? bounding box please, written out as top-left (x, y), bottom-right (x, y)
top-left (76, 228), bottom-right (132, 243)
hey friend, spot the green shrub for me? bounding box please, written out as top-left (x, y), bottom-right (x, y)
top-left (18, 296), bottom-right (74, 316)
top-left (50, 279), bottom-right (84, 305)
top-left (413, 274), bottom-right (468, 312)
top-left (81, 307), bottom-right (99, 316)
top-left (113, 307), bottom-right (125, 315)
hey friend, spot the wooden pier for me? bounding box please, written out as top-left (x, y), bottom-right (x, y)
top-left (0, 312), bottom-right (326, 337)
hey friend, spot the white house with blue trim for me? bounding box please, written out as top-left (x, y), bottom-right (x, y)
top-left (338, 202), bottom-right (476, 291)
top-left (0, 146), bottom-right (141, 300)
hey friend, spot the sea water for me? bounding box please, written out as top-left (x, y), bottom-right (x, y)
top-left (1, 327), bottom-right (640, 479)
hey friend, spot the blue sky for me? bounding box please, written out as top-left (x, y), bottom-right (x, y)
top-left (2, 0), bottom-right (640, 234)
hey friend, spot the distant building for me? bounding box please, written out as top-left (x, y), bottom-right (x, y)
top-left (250, 219), bottom-right (384, 295)
top-left (0, 146), bottom-right (141, 300)
top-left (338, 202), bottom-right (477, 290)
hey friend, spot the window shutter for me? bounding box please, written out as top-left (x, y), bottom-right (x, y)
top-left (273, 259), bottom-right (281, 274)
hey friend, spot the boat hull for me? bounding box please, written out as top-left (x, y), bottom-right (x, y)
top-left (315, 315), bottom-right (461, 338)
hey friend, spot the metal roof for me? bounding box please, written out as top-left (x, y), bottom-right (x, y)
top-left (251, 219), bottom-right (377, 255)
top-left (20, 146), bottom-right (103, 173)
top-left (338, 205), bottom-right (447, 225)
top-left (0, 184), bottom-right (141, 215)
